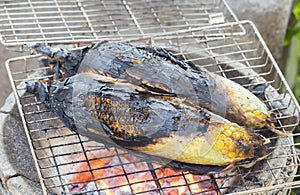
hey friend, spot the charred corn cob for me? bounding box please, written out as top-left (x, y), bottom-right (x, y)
top-left (33, 42), bottom-right (277, 133)
top-left (26, 73), bottom-right (266, 170)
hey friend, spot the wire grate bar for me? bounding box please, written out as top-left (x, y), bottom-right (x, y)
top-left (0, 0), bottom-right (240, 47)
top-left (4, 19), bottom-right (300, 195)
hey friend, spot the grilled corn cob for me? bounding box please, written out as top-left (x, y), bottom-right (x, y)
top-left (33, 42), bottom-right (278, 133)
top-left (26, 73), bottom-right (266, 170)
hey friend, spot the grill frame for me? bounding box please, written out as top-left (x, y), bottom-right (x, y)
top-left (5, 20), bottom-right (300, 195)
top-left (0, 0), bottom-right (239, 48)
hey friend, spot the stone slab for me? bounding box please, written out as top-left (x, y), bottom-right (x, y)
top-left (6, 176), bottom-right (42, 195)
top-left (226, 0), bottom-right (293, 68)
top-left (0, 93), bottom-right (42, 194)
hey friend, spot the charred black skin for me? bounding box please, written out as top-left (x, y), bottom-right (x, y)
top-left (29, 43), bottom-right (270, 174)
top-left (26, 76), bottom-right (270, 175)
top-left (33, 42), bottom-right (269, 128)
top-left (26, 79), bottom-right (77, 132)
top-left (26, 75), bottom-right (226, 174)
top-left (33, 43), bottom-right (219, 116)
top-left (33, 43), bottom-right (89, 78)
top-left (26, 75), bottom-right (211, 147)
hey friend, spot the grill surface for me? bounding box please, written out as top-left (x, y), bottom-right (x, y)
top-left (5, 21), bottom-right (300, 194)
top-left (0, 0), bottom-right (238, 47)
top-left (1, 0), bottom-right (300, 194)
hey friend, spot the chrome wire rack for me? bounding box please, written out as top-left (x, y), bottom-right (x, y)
top-left (5, 21), bottom-right (300, 195)
top-left (1, 0), bottom-right (300, 195)
top-left (0, 0), bottom-right (239, 47)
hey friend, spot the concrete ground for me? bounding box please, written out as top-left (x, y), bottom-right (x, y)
top-left (0, 45), bottom-right (20, 108)
top-left (227, 0), bottom-right (293, 69)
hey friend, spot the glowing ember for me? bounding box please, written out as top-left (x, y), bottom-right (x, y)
top-left (68, 149), bottom-right (218, 195)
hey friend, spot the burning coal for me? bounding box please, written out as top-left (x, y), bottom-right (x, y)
top-left (68, 149), bottom-right (219, 195)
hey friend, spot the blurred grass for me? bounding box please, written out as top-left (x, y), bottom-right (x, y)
top-left (292, 68), bottom-right (300, 146)
top-left (284, 1), bottom-right (300, 194)
top-left (285, 39), bottom-right (300, 195)
top-left (284, 0), bottom-right (300, 146)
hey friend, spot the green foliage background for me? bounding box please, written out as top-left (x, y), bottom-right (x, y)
top-left (285, 1), bottom-right (300, 194)
top-left (284, 0), bottom-right (300, 143)
top-left (284, 0), bottom-right (300, 46)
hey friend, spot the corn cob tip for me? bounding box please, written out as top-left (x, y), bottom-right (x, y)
top-left (213, 123), bottom-right (257, 160)
top-left (265, 123), bottom-right (287, 137)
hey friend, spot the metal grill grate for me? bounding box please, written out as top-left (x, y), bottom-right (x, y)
top-left (5, 21), bottom-right (300, 195)
top-left (0, 0), bottom-right (240, 47)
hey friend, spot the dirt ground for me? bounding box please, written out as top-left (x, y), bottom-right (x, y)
top-left (0, 45), bottom-right (21, 108)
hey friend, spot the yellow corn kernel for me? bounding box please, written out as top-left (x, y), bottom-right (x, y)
top-left (221, 149), bottom-right (228, 155)
top-left (229, 126), bottom-right (236, 131)
top-left (224, 137), bottom-right (233, 146)
top-left (223, 124), bottom-right (230, 131)
top-left (253, 110), bottom-right (263, 117)
top-left (215, 140), bottom-right (225, 150)
top-left (243, 133), bottom-right (250, 141)
top-left (104, 97), bottom-right (111, 105)
top-left (227, 152), bottom-right (237, 159)
top-left (129, 57), bottom-right (142, 64)
top-left (218, 134), bottom-right (226, 141)
top-left (113, 120), bottom-right (121, 130)
top-left (224, 129), bottom-right (232, 137)
top-left (232, 131), bottom-right (241, 140)
top-left (228, 143), bottom-right (236, 152)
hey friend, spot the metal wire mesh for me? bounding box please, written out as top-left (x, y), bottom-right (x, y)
top-left (5, 21), bottom-right (300, 195)
top-left (0, 0), bottom-right (240, 47)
